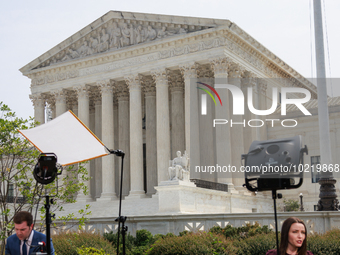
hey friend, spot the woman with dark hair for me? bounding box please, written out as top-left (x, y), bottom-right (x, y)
top-left (266, 217), bottom-right (313, 255)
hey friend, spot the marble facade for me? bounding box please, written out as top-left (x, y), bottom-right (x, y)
top-left (21, 11), bottom-right (339, 216)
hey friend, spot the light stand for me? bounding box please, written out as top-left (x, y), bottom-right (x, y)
top-left (242, 136), bottom-right (308, 255)
top-left (44, 192), bottom-right (54, 255)
top-left (106, 149), bottom-right (126, 255)
top-left (33, 153), bottom-right (62, 255)
top-left (115, 216), bottom-right (127, 255)
top-left (272, 190), bottom-right (282, 255)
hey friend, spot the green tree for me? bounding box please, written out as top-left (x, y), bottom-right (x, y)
top-left (0, 102), bottom-right (91, 254)
top-left (283, 199), bottom-right (300, 212)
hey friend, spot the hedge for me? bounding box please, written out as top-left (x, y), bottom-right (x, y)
top-left (50, 226), bottom-right (340, 255)
top-left (52, 231), bottom-right (116, 255)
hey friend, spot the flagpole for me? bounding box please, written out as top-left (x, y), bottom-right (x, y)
top-left (313, 0), bottom-right (339, 211)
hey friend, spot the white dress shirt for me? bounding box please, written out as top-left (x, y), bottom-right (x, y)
top-left (20, 230), bottom-right (34, 255)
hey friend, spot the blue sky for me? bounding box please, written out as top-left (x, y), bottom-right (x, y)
top-left (1, 0), bottom-right (339, 119)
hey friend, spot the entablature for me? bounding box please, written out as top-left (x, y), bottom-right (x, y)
top-left (23, 11), bottom-right (317, 99)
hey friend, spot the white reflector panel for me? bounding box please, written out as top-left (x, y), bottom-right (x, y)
top-left (19, 110), bottom-right (108, 166)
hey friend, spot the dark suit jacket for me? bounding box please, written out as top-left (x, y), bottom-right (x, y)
top-left (5, 230), bottom-right (55, 255)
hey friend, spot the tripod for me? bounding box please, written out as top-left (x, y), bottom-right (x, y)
top-left (272, 189), bottom-right (282, 255)
top-left (44, 193), bottom-right (54, 255)
top-left (32, 190), bottom-right (55, 255)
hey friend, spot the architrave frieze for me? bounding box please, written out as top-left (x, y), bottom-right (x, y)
top-left (79, 52), bottom-right (161, 77)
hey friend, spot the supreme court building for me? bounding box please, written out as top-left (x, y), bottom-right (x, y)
top-left (20, 11), bottom-right (340, 219)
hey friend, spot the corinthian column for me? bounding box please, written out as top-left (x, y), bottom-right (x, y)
top-left (29, 94), bottom-right (45, 125)
top-left (70, 96), bottom-right (78, 116)
top-left (142, 77), bottom-right (157, 194)
top-left (180, 63), bottom-right (200, 179)
top-left (93, 95), bottom-right (102, 199)
top-left (74, 85), bottom-right (93, 202)
top-left (151, 69), bottom-right (171, 184)
top-left (210, 57), bottom-right (233, 186)
top-left (241, 71), bottom-right (257, 153)
top-left (53, 89), bottom-right (67, 117)
top-left (169, 71), bottom-right (185, 159)
top-left (125, 75), bottom-right (145, 198)
top-left (98, 80), bottom-right (117, 200)
top-left (228, 63), bottom-right (245, 189)
top-left (52, 89), bottom-right (69, 182)
top-left (197, 65), bottom-right (215, 181)
top-left (258, 79), bottom-right (268, 141)
top-left (116, 82), bottom-right (130, 196)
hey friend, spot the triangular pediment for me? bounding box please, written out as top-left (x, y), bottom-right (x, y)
top-left (20, 11), bottom-right (230, 73)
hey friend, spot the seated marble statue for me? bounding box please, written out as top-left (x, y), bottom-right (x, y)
top-left (168, 151), bottom-right (189, 181)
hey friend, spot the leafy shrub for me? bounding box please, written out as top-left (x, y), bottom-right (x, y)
top-left (52, 231), bottom-right (116, 255)
top-left (77, 246), bottom-right (109, 254)
top-left (178, 230), bottom-right (189, 236)
top-left (283, 199), bottom-right (300, 211)
top-left (135, 229), bottom-right (154, 246)
top-left (323, 228), bottom-right (340, 239)
top-left (232, 232), bottom-right (277, 255)
top-left (153, 233), bottom-right (165, 241)
top-left (209, 226), bottom-right (224, 235)
top-left (130, 229), bottom-right (155, 255)
top-left (103, 230), bottom-right (136, 252)
top-left (165, 232), bottom-right (175, 238)
top-left (103, 229), bottom-right (156, 255)
top-left (146, 232), bottom-right (235, 255)
top-left (308, 229), bottom-right (340, 255)
top-left (53, 226), bottom-right (340, 255)
top-left (209, 222), bottom-right (272, 240)
top-left (224, 225), bottom-right (239, 239)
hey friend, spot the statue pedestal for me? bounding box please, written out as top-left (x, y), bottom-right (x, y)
top-left (155, 180), bottom-right (197, 213)
top-left (155, 180), bottom-right (272, 214)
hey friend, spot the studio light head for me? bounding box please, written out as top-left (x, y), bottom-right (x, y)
top-left (33, 153), bottom-right (58, 185)
top-left (242, 135), bottom-right (308, 192)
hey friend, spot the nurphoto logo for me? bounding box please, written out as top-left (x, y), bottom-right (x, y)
top-left (197, 82), bottom-right (312, 128)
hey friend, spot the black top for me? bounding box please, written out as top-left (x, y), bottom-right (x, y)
top-left (266, 249), bottom-right (314, 255)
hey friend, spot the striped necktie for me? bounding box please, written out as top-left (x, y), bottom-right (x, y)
top-left (22, 239), bottom-right (27, 255)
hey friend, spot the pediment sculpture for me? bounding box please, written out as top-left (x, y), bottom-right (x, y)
top-left (37, 20), bottom-right (195, 69)
top-left (168, 151), bottom-right (190, 181)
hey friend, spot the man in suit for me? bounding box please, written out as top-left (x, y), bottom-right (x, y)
top-left (5, 211), bottom-right (55, 255)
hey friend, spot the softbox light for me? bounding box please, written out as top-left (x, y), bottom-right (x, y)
top-left (242, 135), bottom-right (308, 191)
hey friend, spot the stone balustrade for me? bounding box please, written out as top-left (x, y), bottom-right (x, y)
top-left (47, 211), bottom-right (340, 236)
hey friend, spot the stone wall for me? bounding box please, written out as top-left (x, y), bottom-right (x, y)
top-left (49, 211), bottom-right (340, 236)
